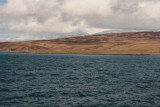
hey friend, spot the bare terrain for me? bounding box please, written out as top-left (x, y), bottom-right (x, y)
top-left (0, 31), bottom-right (160, 54)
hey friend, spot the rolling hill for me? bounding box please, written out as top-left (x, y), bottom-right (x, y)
top-left (0, 31), bottom-right (160, 54)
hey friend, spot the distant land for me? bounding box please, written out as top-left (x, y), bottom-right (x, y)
top-left (0, 31), bottom-right (160, 54)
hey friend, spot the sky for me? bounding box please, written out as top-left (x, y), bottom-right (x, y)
top-left (0, 0), bottom-right (160, 42)
top-left (0, 0), bottom-right (6, 4)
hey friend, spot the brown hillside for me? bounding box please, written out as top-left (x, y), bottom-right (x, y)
top-left (0, 31), bottom-right (160, 54)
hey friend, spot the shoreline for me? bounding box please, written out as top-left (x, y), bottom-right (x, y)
top-left (0, 51), bottom-right (156, 55)
top-left (1, 32), bottom-right (160, 55)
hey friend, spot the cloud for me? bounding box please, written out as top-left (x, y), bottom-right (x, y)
top-left (0, 0), bottom-right (160, 41)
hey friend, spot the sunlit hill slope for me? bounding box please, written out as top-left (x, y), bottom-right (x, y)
top-left (0, 31), bottom-right (160, 54)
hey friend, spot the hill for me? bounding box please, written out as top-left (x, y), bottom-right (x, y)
top-left (0, 31), bottom-right (160, 54)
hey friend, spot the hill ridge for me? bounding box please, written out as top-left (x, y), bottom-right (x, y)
top-left (0, 31), bottom-right (160, 54)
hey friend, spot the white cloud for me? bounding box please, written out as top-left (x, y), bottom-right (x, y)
top-left (0, 0), bottom-right (160, 41)
top-left (62, 0), bottom-right (113, 18)
top-left (138, 1), bottom-right (160, 19)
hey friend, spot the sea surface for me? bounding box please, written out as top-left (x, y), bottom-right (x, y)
top-left (0, 52), bottom-right (160, 107)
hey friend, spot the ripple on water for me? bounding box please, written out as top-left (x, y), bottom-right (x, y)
top-left (0, 53), bottom-right (160, 106)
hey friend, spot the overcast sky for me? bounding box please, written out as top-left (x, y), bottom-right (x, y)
top-left (0, 0), bottom-right (160, 42)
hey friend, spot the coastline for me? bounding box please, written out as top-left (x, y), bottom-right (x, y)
top-left (0, 51), bottom-right (156, 55)
top-left (1, 32), bottom-right (160, 55)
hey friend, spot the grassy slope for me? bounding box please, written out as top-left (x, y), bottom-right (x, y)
top-left (0, 31), bottom-right (160, 54)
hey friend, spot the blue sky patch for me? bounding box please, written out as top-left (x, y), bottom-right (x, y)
top-left (0, 0), bottom-right (7, 4)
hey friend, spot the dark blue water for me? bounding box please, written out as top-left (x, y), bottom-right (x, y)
top-left (0, 52), bottom-right (160, 107)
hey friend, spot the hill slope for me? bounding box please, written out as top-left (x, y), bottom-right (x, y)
top-left (0, 31), bottom-right (160, 54)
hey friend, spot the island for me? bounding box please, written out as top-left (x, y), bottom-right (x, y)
top-left (0, 31), bottom-right (160, 54)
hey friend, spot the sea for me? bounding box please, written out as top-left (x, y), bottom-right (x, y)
top-left (0, 52), bottom-right (160, 107)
